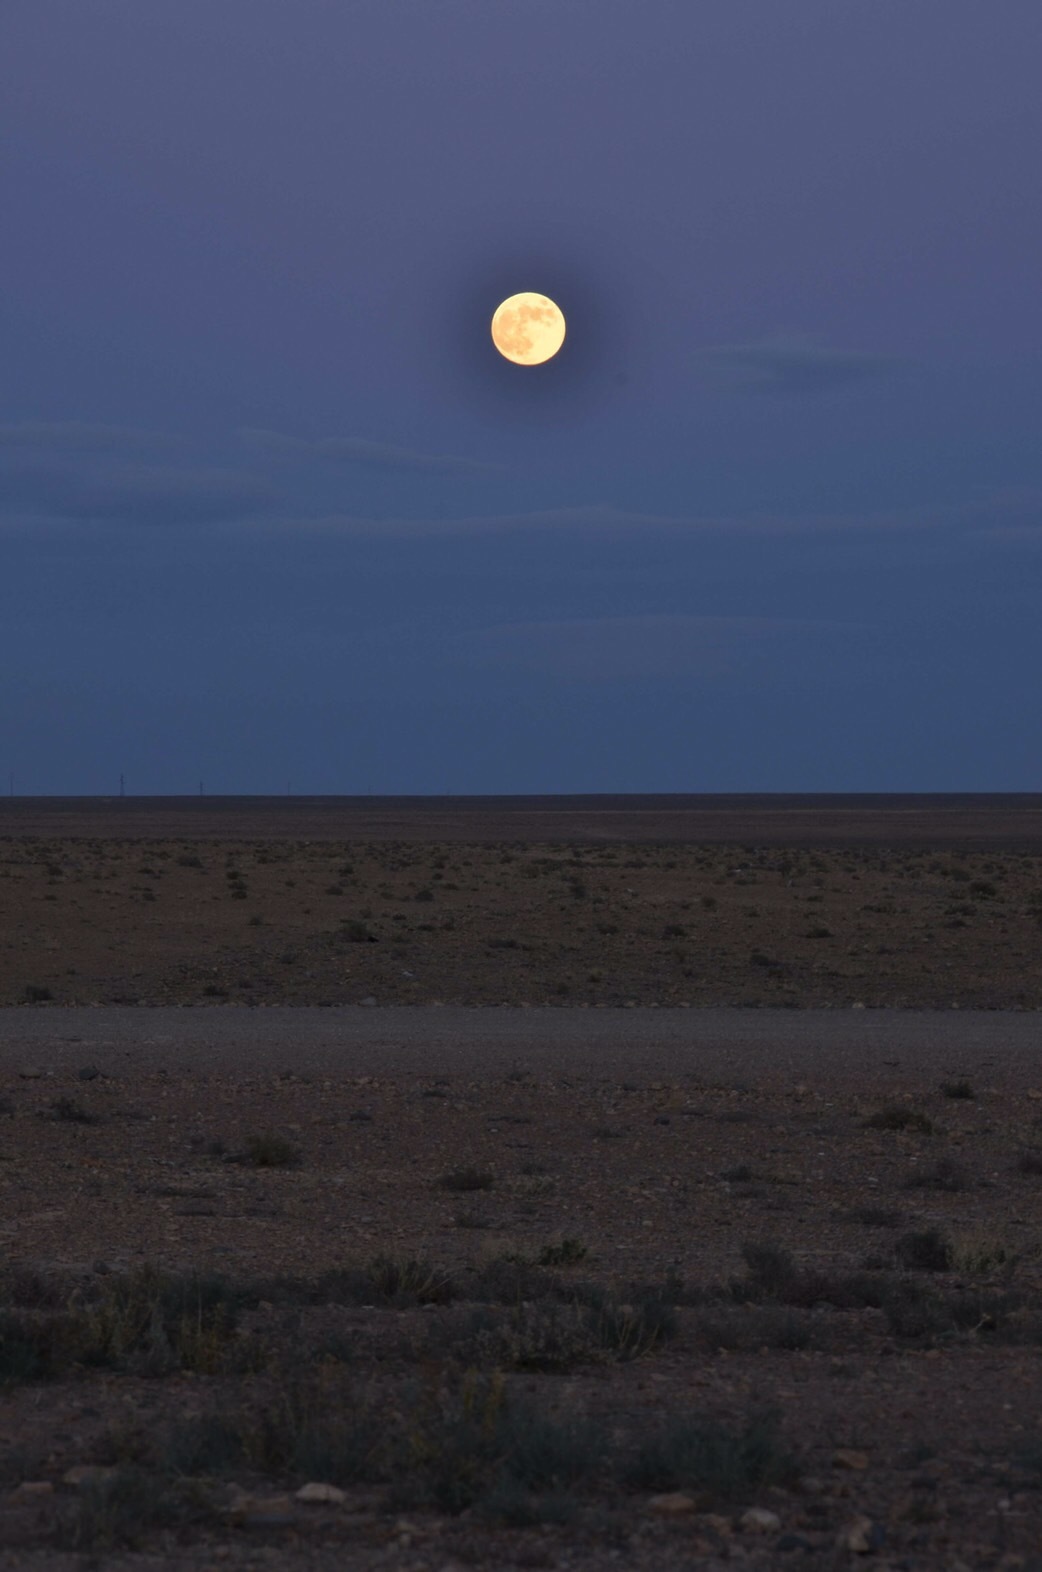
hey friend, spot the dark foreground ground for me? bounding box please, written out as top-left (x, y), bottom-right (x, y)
top-left (1, 797), bottom-right (1041, 1569)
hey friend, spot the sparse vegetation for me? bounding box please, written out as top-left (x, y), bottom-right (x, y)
top-left (2, 821), bottom-right (1042, 1557)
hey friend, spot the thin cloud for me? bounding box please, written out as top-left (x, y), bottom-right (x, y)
top-left (6, 484), bottom-right (1036, 544)
top-left (956, 488), bottom-right (1042, 540)
top-left (238, 426), bottom-right (499, 473)
top-left (693, 334), bottom-right (904, 394)
top-left (237, 498), bottom-right (980, 541)
top-left (0, 421), bottom-right (182, 452)
top-left (1, 464), bottom-right (274, 525)
top-left (444, 612), bottom-right (881, 683)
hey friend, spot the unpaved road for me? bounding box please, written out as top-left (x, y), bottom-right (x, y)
top-left (1, 1005), bottom-right (1039, 1092)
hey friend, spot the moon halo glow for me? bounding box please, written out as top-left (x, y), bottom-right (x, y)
top-left (490, 292), bottom-right (566, 365)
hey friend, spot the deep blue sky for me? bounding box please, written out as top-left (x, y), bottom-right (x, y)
top-left (2, 0), bottom-right (1039, 794)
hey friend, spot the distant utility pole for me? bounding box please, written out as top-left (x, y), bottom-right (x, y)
top-left (119, 773), bottom-right (125, 798)
top-left (287, 780), bottom-right (292, 796)
top-left (199, 781), bottom-right (204, 797)
top-left (8, 773), bottom-right (12, 798)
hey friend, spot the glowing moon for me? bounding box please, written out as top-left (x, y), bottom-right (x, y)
top-left (491, 292), bottom-right (566, 366)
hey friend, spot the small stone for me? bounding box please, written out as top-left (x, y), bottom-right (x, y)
top-left (838, 1514), bottom-right (886, 1553)
top-left (12, 1481), bottom-right (54, 1497)
top-left (832, 1448), bottom-right (870, 1470)
top-left (798, 1476), bottom-right (826, 1495)
top-left (62, 1465), bottom-right (118, 1487)
top-left (77, 1065), bottom-right (100, 1080)
top-left (740, 1507), bottom-right (781, 1533)
top-left (647, 1491), bottom-right (697, 1514)
top-left (851, 1001), bottom-right (866, 1010)
top-left (227, 1491), bottom-right (295, 1525)
top-left (359, 995), bottom-right (377, 1007)
top-left (295, 1481), bottom-right (346, 1504)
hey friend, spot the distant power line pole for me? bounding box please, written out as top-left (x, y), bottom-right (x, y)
top-left (119, 773), bottom-right (125, 798)
top-left (8, 773), bottom-right (12, 798)
top-left (199, 781), bottom-right (204, 797)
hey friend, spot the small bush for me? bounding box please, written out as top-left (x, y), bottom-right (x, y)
top-left (622, 1405), bottom-right (801, 1504)
top-left (237, 1132), bottom-right (302, 1168)
top-left (863, 1104), bottom-right (934, 1134)
top-left (42, 1096), bottom-right (98, 1125)
top-left (894, 1229), bottom-right (953, 1272)
top-left (538, 1239), bottom-right (587, 1267)
top-left (366, 1256), bottom-right (455, 1306)
top-left (902, 1156), bottom-right (970, 1192)
top-left (438, 1167), bottom-right (494, 1192)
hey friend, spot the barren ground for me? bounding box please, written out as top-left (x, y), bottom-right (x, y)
top-left (1, 799), bottom-right (1041, 1571)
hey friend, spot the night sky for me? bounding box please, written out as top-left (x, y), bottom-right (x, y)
top-left (3, 1), bottom-right (1039, 794)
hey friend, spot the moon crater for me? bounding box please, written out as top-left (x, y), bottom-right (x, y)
top-left (491, 292), bottom-right (566, 366)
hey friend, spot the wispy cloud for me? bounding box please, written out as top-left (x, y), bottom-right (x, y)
top-left (0, 421), bottom-right (182, 452)
top-left (240, 493), bottom-right (1039, 542)
top-left (238, 426), bottom-right (500, 473)
top-left (442, 612), bottom-right (881, 682)
top-left (1, 463), bottom-right (274, 525)
top-left (5, 472), bottom-right (1038, 546)
top-left (692, 334), bottom-right (904, 394)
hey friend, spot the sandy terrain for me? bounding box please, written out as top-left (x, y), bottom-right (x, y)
top-left (2, 1004), bottom-right (1042, 1094)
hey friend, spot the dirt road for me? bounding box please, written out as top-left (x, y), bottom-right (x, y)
top-left (1, 1005), bottom-right (1039, 1093)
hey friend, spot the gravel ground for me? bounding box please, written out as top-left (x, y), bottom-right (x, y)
top-left (1, 1004), bottom-right (1040, 1092)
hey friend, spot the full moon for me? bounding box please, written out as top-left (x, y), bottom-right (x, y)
top-left (490, 292), bottom-right (566, 366)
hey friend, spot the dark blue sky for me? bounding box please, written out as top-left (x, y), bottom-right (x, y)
top-left (3, 0), bottom-right (1039, 793)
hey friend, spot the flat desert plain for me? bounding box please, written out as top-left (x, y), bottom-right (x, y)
top-left (2, 794), bottom-right (1041, 1009)
top-left (1, 796), bottom-right (1042, 1571)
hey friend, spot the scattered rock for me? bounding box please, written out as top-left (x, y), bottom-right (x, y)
top-left (740, 1506), bottom-right (781, 1533)
top-left (61, 1465), bottom-right (117, 1487)
top-left (647, 1491), bottom-right (697, 1514)
top-left (295, 1481), bottom-right (346, 1504)
top-left (833, 1447), bottom-right (870, 1470)
top-left (837, 1514), bottom-right (887, 1553)
top-left (227, 1491), bottom-right (296, 1527)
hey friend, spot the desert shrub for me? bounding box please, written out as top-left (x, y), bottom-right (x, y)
top-left (437, 1167), bottom-right (494, 1192)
